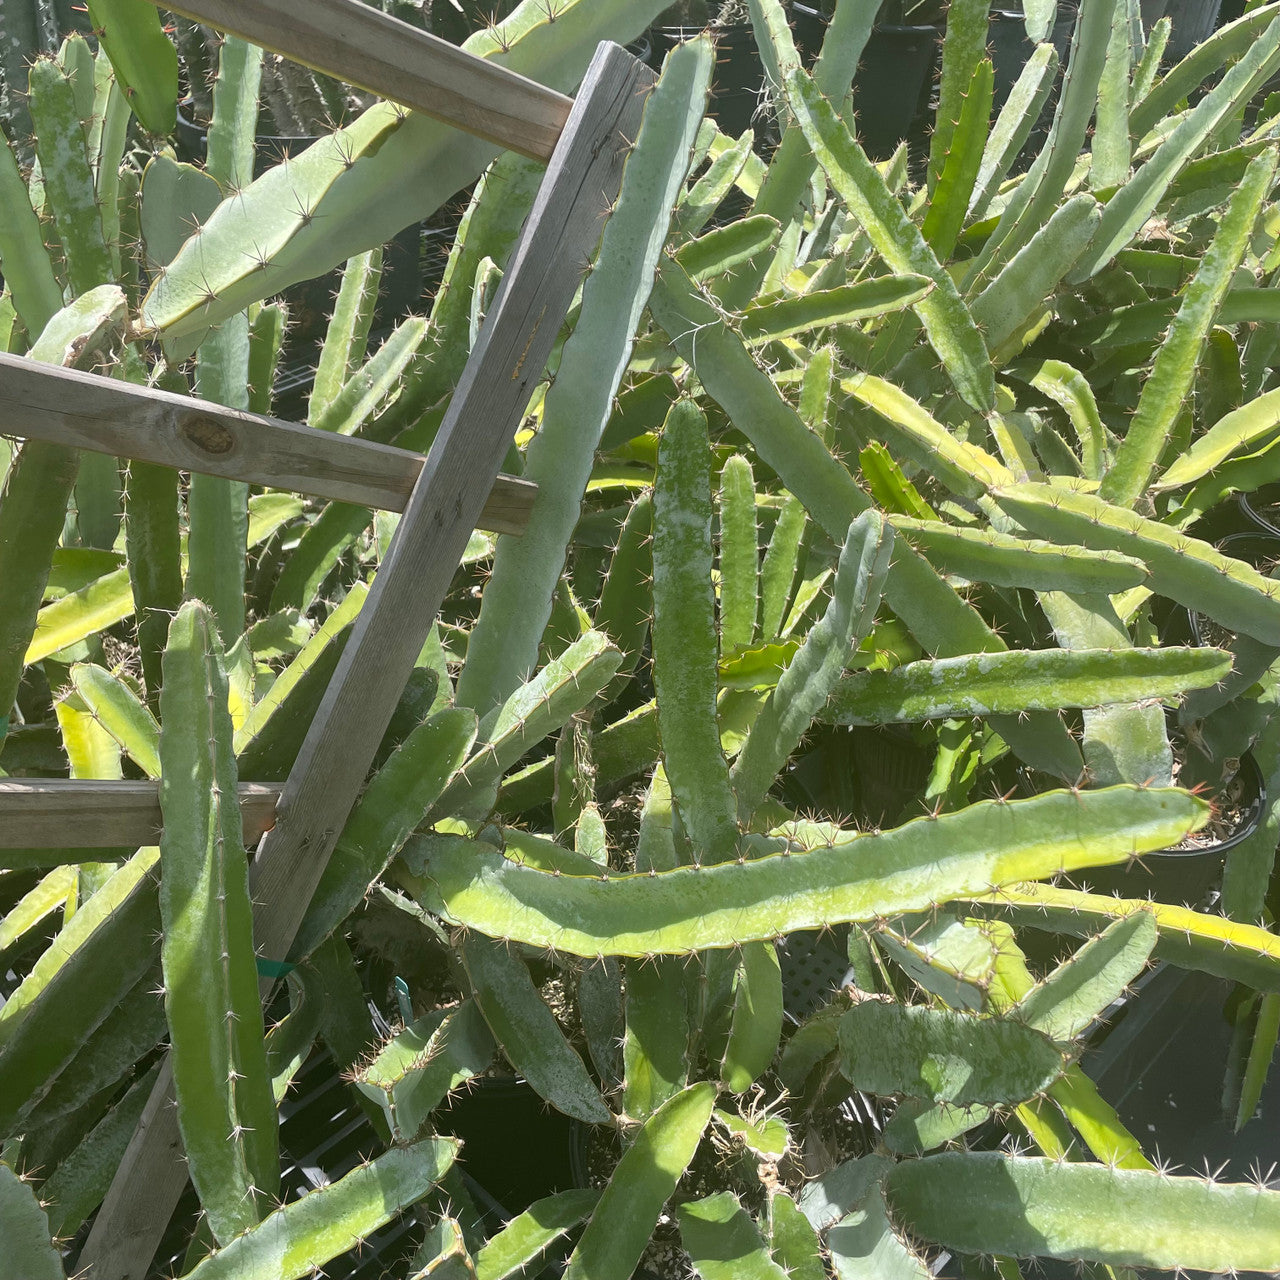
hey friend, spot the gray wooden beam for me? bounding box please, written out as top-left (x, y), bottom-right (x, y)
top-left (147, 0), bottom-right (573, 160)
top-left (0, 779), bottom-right (280, 848)
top-left (0, 353), bottom-right (537, 536)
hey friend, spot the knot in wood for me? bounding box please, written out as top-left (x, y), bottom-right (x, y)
top-left (182, 415), bottom-right (236, 456)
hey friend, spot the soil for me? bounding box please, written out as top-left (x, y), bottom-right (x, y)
top-left (1171, 757), bottom-right (1252, 851)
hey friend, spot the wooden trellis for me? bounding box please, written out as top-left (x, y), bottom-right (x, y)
top-left (0, 2), bottom-right (654, 1273)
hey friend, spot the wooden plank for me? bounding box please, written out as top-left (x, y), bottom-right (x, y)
top-left (148, 0), bottom-right (572, 161)
top-left (77, 43), bottom-right (652, 1280)
top-left (0, 353), bottom-right (537, 536)
top-left (0, 779), bottom-right (281, 848)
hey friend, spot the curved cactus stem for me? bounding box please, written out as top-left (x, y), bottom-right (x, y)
top-left (578, 956), bottom-right (624, 1091)
top-left (25, 564), bottom-right (134, 667)
top-left (929, 0), bottom-right (989, 194)
top-left (268, 501), bottom-right (375, 616)
top-left (434, 631), bottom-right (622, 821)
top-left (1129, 2), bottom-right (1280, 138)
top-left (474, 1188), bottom-right (601, 1280)
top-left (0, 287), bottom-right (126, 735)
top-left (968, 43), bottom-right (1059, 221)
top-left (1011, 359), bottom-right (1107, 479)
top-left (842, 373), bottom-right (1010, 500)
top-left (677, 129), bottom-right (753, 237)
top-left (829, 1181), bottom-right (930, 1280)
top-left (720, 941), bottom-right (783, 1093)
top-left (461, 936), bottom-right (612, 1125)
top-left (860, 442), bottom-right (936, 520)
top-left (159, 602), bottom-right (276, 1243)
top-left (821, 645), bottom-right (1230, 725)
top-left (970, 193), bottom-right (1100, 359)
top-left (652, 400), bottom-right (740, 864)
top-left (741, 278), bottom-right (933, 344)
top-left (56, 688), bottom-right (122, 780)
top-left (975, 881), bottom-right (1280, 992)
top-left (1049, 1063), bottom-right (1153, 1169)
top-left (69, 662), bottom-right (161, 776)
top-left (84, 0), bottom-right (178, 135)
top-left (785, 67), bottom-right (994, 412)
top-left (839, 1000), bottom-right (1065, 1105)
top-left (1157, 385), bottom-right (1280, 492)
top-left (759, 494), bottom-right (807, 642)
top-left (767, 1191), bottom-right (826, 1280)
top-left (0, 866), bottom-right (77, 954)
top-left (890, 516), bottom-right (1145, 593)
top-left (408, 786), bottom-right (1208, 958)
top-left (29, 51), bottom-right (111, 296)
top-left (1101, 148), bottom-right (1277, 507)
top-left (459, 36), bottom-right (711, 715)
top-left (354, 999), bottom-right (495, 1143)
top-left (876, 913), bottom-right (1001, 1012)
top-left (677, 214), bottom-right (781, 283)
top-left (309, 316), bottom-right (430, 436)
top-left (0, 122), bottom-right (63, 338)
top-left (1091, 0), bottom-right (1133, 190)
top-left (0, 1164), bottom-right (63, 1280)
top-left (408, 1214), bottom-right (474, 1278)
top-left (234, 582), bottom-right (367, 760)
top-left (623, 955), bottom-right (691, 1120)
top-left (732, 510), bottom-right (892, 821)
top-left (143, 0), bottom-right (670, 340)
top-left (0, 845), bottom-right (156, 1041)
top-left (1071, 21), bottom-right (1280, 283)
top-left (0, 851), bottom-right (159, 1135)
top-left (1016, 909), bottom-right (1157, 1042)
top-left (310, 248), bottom-right (384, 425)
top-left (679, 1190), bottom-right (788, 1280)
top-left (994, 481), bottom-right (1280, 643)
top-left (182, 1139), bottom-right (459, 1280)
top-left (886, 1154), bottom-right (1280, 1271)
top-left (39, 1060), bottom-right (162, 1241)
top-left (594, 492), bottom-right (653, 700)
top-left (264, 974), bottom-right (320, 1103)
top-left (291, 706), bottom-right (476, 960)
top-left (923, 57), bottom-right (994, 260)
top-left (24, 957), bottom-right (165, 1134)
top-left (718, 454), bottom-right (759, 653)
top-left (563, 1081), bottom-right (716, 1280)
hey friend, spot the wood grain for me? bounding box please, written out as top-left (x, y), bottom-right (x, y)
top-left (0, 353), bottom-right (537, 536)
top-left (0, 779), bottom-right (281, 848)
top-left (76, 42), bottom-right (652, 1280)
top-left (146, 0), bottom-right (572, 161)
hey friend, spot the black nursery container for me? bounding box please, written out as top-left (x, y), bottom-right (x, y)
top-left (649, 21), bottom-right (774, 141)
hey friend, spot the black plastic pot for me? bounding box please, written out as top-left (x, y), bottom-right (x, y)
top-left (850, 24), bottom-right (940, 161)
top-left (434, 1076), bottom-right (577, 1215)
top-left (650, 22), bottom-right (772, 141)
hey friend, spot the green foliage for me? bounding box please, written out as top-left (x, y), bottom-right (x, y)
top-left (159, 601), bottom-right (276, 1242)
top-left (5, 6), bottom-right (1280, 1277)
